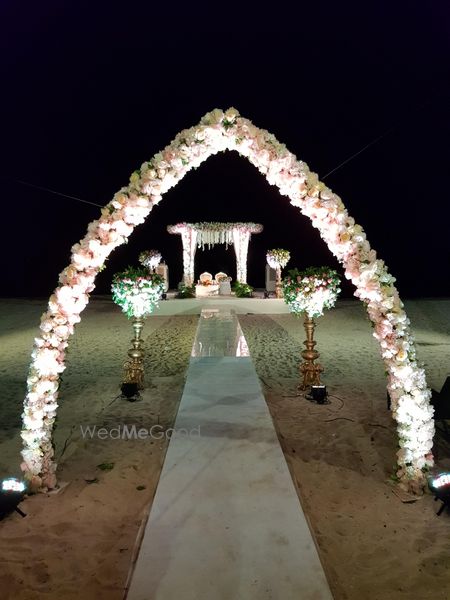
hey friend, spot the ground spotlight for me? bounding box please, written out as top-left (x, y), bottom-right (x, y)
top-left (306, 385), bottom-right (328, 404)
top-left (428, 472), bottom-right (450, 516)
top-left (120, 382), bottom-right (140, 402)
top-left (162, 292), bottom-right (167, 300)
top-left (264, 290), bottom-right (270, 299)
top-left (0, 478), bottom-right (27, 520)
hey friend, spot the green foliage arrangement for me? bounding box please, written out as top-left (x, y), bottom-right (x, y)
top-left (234, 281), bottom-right (254, 298)
top-left (176, 283), bottom-right (196, 299)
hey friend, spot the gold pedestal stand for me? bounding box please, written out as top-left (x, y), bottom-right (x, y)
top-left (123, 317), bottom-right (145, 389)
top-left (299, 316), bottom-right (323, 390)
top-left (275, 267), bottom-right (283, 299)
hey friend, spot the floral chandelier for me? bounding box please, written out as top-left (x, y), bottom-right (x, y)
top-left (20, 107), bottom-right (434, 491)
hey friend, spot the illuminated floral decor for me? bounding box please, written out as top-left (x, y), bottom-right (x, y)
top-left (267, 248), bottom-right (291, 298)
top-left (266, 248), bottom-right (290, 270)
top-left (282, 267), bottom-right (340, 318)
top-left (21, 107), bottom-right (434, 491)
top-left (111, 267), bottom-right (164, 318)
top-left (167, 222), bottom-right (262, 285)
top-left (139, 249), bottom-right (162, 272)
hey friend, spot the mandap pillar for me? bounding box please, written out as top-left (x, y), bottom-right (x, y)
top-left (232, 228), bottom-right (251, 283)
top-left (180, 227), bottom-right (197, 286)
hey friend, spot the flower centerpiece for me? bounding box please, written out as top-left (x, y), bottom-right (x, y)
top-left (282, 267), bottom-right (340, 389)
top-left (266, 248), bottom-right (290, 270)
top-left (112, 266), bottom-right (164, 318)
top-left (267, 248), bottom-right (290, 298)
top-left (112, 266), bottom-right (164, 389)
top-left (282, 267), bottom-right (340, 318)
top-left (139, 249), bottom-right (162, 272)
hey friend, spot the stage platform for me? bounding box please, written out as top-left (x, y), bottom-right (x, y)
top-left (154, 294), bottom-right (290, 315)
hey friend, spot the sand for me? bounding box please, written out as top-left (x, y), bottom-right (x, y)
top-left (0, 298), bottom-right (198, 599)
top-left (0, 297), bottom-right (449, 599)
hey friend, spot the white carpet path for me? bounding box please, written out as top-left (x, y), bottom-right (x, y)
top-left (126, 307), bottom-right (333, 599)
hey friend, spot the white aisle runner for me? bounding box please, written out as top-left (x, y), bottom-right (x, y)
top-left (127, 308), bottom-right (333, 600)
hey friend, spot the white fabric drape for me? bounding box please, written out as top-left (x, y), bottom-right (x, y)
top-left (232, 228), bottom-right (251, 283)
top-left (197, 228), bottom-right (234, 250)
top-left (181, 228), bottom-right (197, 285)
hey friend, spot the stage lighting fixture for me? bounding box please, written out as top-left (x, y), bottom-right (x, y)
top-left (0, 478), bottom-right (27, 520)
top-left (428, 472), bottom-right (450, 516)
top-left (306, 385), bottom-right (328, 404)
top-left (120, 382), bottom-right (140, 401)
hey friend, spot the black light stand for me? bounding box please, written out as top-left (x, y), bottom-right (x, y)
top-left (306, 385), bottom-right (328, 404)
top-left (0, 480), bottom-right (27, 520)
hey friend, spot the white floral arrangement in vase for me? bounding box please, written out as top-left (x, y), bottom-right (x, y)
top-left (282, 267), bottom-right (341, 318)
top-left (111, 266), bottom-right (164, 318)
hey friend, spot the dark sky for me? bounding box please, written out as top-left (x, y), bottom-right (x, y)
top-left (1, 1), bottom-right (449, 298)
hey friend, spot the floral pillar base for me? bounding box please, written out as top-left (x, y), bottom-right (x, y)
top-left (123, 317), bottom-right (145, 389)
top-left (299, 316), bottom-right (323, 390)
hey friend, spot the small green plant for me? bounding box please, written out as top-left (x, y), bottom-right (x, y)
top-left (176, 283), bottom-right (196, 298)
top-left (97, 462), bottom-right (115, 471)
top-left (234, 282), bottom-right (254, 298)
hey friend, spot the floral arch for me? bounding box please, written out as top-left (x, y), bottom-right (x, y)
top-left (22, 108), bottom-right (434, 491)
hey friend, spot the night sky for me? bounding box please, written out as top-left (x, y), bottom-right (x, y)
top-left (1, 2), bottom-right (449, 298)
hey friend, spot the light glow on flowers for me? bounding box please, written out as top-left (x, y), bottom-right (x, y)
top-left (282, 267), bottom-right (341, 318)
top-left (139, 249), bottom-right (162, 271)
top-left (111, 267), bottom-right (164, 318)
top-left (266, 248), bottom-right (290, 270)
top-left (21, 107), bottom-right (434, 491)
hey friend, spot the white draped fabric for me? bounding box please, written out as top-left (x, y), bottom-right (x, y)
top-left (232, 228), bottom-right (251, 283)
top-left (197, 228), bottom-right (234, 250)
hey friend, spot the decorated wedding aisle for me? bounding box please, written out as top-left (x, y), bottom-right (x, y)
top-left (126, 307), bottom-right (333, 599)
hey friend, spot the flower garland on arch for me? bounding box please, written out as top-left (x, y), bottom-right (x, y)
top-left (21, 107), bottom-right (434, 491)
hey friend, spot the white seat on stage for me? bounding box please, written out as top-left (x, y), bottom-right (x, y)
top-left (215, 272), bottom-right (232, 296)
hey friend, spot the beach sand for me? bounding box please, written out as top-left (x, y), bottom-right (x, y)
top-left (0, 298), bottom-right (449, 599)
